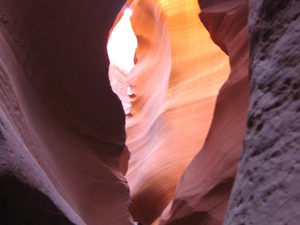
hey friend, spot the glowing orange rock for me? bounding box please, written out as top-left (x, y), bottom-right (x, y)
top-left (159, 0), bottom-right (249, 224)
top-left (0, 0), bottom-right (250, 224)
top-left (108, 0), bottom-right (242, 224)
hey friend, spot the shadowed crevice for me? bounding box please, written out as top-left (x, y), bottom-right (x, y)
top-left (0, 174), bottom-right (74, 225)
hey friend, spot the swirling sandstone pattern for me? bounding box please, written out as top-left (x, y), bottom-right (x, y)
top-left (108, 0), bottom-right (232, 224)
top-left (158, 0), bottom-right (249, 224)
top-left (5, 0), bottom-right (293, 224)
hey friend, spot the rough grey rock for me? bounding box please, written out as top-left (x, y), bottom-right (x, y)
top-left (224, 0), bottom-right (300, 224)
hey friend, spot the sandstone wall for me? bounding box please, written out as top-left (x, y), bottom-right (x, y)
top-left (0, 1), bottom-right (134, 224)
top-left (2, 0), bottom-right (296, 224)
top-left (159, 0), bottom-right (249, 224)
top-left (108, 0), bottom-right (232, 224)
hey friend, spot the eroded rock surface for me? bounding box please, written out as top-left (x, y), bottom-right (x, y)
top-left (108, 0), bottom-right (231, 224)
top-left (224, 0), bottom-right (300, 224)
top-left (0, 1), bottom-right (134, 224)
top-left (159, 0), bottom-right (249, 224)
top-left (3, 0), bottom-right (297, 224)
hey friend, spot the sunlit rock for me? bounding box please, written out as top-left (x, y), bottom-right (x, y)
top-left (108, 0), bottom-right (232, 224)
top-left (2, 0), bottom-right (297, 224)
top-left (107, 7), bottom-right (138, 115)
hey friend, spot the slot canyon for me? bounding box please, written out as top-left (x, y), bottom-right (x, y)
top-left (0, 0), bottom-right (299, 225)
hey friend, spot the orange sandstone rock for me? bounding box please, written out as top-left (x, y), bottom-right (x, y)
top-left (159, 0), bottom-right (249, 224)
top-left (108, 0), bottom-right (235, 224)
top-left (0, 0), bottom-right (250, 224)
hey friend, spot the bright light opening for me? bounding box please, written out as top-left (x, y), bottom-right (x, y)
top-left (107, 7), bottom-right (137, 74)
top-left (124, 8), bottom-right (133, 17)
top-left (107, 7), bottom-right (137, 115)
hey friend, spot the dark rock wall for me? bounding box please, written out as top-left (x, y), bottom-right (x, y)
top-left (0, 0), bottom-right (126, 137)
top-left (0, 174), bottom-right (74, 225)
top-left (0, 1), bottom-right (134, 224)
top-left (225, 0), bottom-right (300, 224)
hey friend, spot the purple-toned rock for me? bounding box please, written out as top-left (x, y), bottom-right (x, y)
top-left (225, 0), bottom-right (300, 224)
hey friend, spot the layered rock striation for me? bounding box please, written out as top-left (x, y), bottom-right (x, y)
top-left (108, 0), bottom-right (234, 224)
top-left (1, 0), bottom-right (298, 224)
top-left (159, 0), bottom-right (249, 224)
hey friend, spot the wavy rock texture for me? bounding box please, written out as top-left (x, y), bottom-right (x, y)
top-left (108, 0), bottom-right (250, 225)
top-left (0, 0), bottom-right (253, 224)
top-left (1, 0), bottom-right (299, 224)
top-left (158, 0), bottom-right (249, 224)
top-left (108, 0), bottom-right (233, 224)
top-left (224, 0), bottom-right (300, 224)
top-left (0, 1), bottom-right (134, 225)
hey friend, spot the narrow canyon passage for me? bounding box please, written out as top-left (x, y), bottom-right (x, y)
top-left (1, 0), bottom-right (299, 224)
top-left (107, 0), bottom-right (249, 224)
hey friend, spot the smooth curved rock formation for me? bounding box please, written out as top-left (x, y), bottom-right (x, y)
top-left (0, 1), bottom-right (134, 224)
top-left (2, 0), bottom-right (298, 224)
top-left (159, 0), bottom-right (249, 224)
top-left (108, 0), bottom-right (232, 224)
top-left (224, 0), bottom-right (300, 224)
